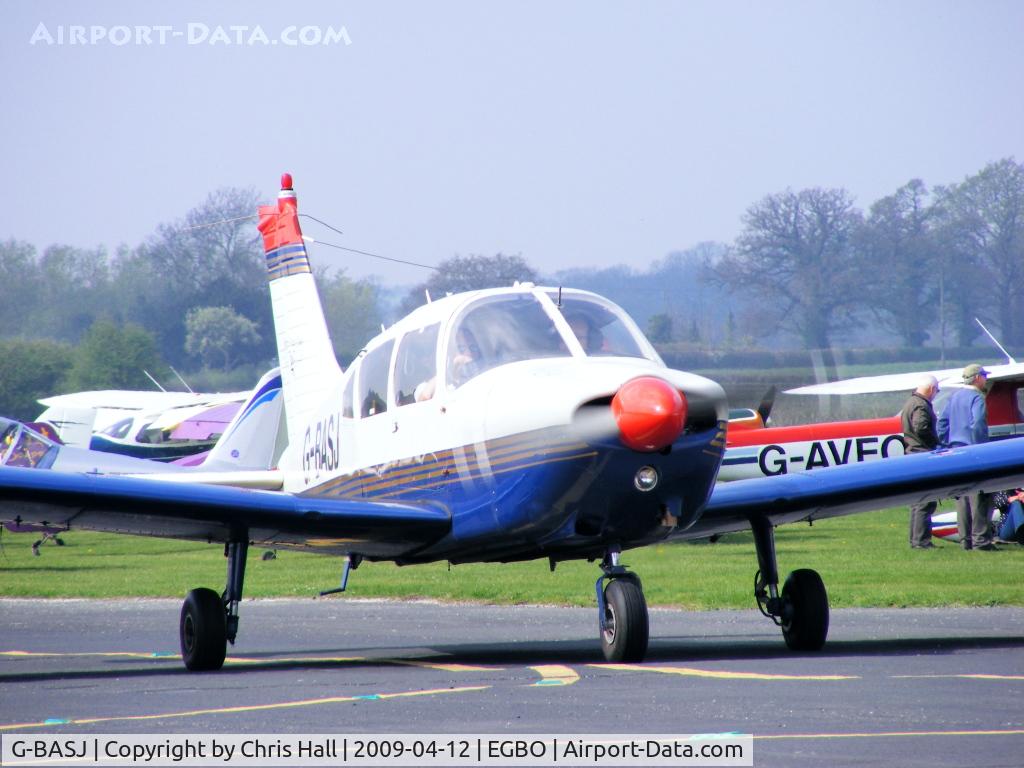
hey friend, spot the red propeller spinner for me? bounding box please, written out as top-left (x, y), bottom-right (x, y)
top-left (611, 377), bottom-right (687, 451)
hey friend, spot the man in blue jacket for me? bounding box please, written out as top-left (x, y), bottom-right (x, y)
top-left (937, 363), bottom-right (997, 550)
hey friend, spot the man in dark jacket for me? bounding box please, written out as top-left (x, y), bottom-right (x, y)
top-left (937, 363), bottom-right (996, 550)
top-left (901, 374), bottom-right (939, 548)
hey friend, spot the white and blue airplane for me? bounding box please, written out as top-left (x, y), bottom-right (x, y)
top-left (3, 174), bottom-right (1024, 672)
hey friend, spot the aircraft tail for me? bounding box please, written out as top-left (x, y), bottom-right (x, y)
top-left (257, 174), bottom-right (343, 452)
top-left (32, 406), bottom-right (96, 448)
top-left (200, 367), bottom-right (287, 471)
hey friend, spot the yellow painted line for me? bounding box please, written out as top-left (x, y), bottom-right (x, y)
top-left (755, 728), bottom-right (1024, 741)
top-left (893, 674), bottom-right (1024, 681)
top-left (3, 649), bottom-right (505, 677)
top-left (2, 650), bottom-right (500, 673)
top-left (594, 664), bottom-right (857, 681)
top-left (530, 664), bottom-right (580, 686)
top-left (225, 656), bottom-right (494, 672)
top-left (0, 685), bottom-right (491, 731)
top-left (389, 660), bottom-right (501, 673)
top-left (222, 654), bottom-right (364, 666)
top-left (1, 650), bottom-right (178, 660)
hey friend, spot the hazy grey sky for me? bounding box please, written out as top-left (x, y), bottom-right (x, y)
top-left (3, 1), bottom-right (1023, 284)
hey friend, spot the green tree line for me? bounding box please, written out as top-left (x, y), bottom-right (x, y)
top-left (0, 188), bottom-right (385, 418)
top-left (2, 157), bottom-right (1020, 419)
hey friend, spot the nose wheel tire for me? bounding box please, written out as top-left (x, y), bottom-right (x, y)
top-left (601, 578), bottom-right (649, 662)
top-left (781, 568), bottom-right (829, 651)
top-left (180, 587), bottom-right (227, 671)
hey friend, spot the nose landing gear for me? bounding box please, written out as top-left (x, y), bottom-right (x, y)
top-left (596, 548), bottom-right (649, 662)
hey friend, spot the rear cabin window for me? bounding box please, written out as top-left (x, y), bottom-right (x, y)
top-left (359, 340), bottom-right (394, 417)
top-left (394, 323), bottom-right (440, 405)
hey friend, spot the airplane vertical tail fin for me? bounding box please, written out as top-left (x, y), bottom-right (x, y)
top-left (201, 367), bottom-right (287, 470)
top-left (33, 406), bottom-right (96, 448)
top-left (257, 174), bottom-right (343, 452)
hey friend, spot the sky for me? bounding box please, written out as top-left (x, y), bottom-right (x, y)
top-left (3, 0), bottom-right (1023, 286)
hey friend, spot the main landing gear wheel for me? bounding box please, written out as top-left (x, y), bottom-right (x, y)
top-left (750, 517), bottom-right (830, 652)
top-left (180, 587), bottom-right (227, 671)
top-left (601, 578), bottom-right (649, 662)
top-left (781, 568), bottom-right (829, 651)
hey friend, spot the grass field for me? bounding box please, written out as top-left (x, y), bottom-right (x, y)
top-left (2, 504), bottom-right (1021, 609)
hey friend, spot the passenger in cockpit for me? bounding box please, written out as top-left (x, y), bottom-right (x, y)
top-left (566, 312), bottom-right (603, 355)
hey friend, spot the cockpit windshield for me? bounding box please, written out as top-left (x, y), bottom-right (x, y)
top-left (547, 291), bottom-right (649, 359)
top-left (0, 419), bottom-right (58, 469)
top-left (447, 293), bottom-right (571, 387)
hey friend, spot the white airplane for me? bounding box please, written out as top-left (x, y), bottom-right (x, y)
top-left (3, 174), bottom-right (1024, 672)
top-left (786, 362), bottom-right (1024, 441)
top-left (2, 367), bottom-right (285, 487)
top-left (36, 388), bottom-right (252, 461)
top-left (718, 358), bottom-right (1024, 482)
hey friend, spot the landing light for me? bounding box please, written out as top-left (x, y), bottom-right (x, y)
top-left (634, 466), bottom-right (659, 492)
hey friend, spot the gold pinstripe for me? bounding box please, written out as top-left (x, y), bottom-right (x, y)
top-left (306, 431), bottom-right (589, 499)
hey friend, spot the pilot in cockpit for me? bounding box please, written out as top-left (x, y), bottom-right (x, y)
top-left (565, 311), bottom-right (604, 355)
top-left (449, 327), bottom-right (482, 386)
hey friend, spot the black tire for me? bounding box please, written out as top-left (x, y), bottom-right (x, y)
top-left (601, 578), bottom-right (649, 662)
top-left (180, 588), bottom-right (227, 671)
top-left (781, 568), bottom-right (829, 651)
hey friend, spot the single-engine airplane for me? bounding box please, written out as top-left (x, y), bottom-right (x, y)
top-left (719, 363), bottom-right (1024, 481)
top-left (1, 367), bottom-right (285, 485)
top-left (36, 387), bottom-right (253, 461)
top-left (3, 174), bottom-right (1024, 672)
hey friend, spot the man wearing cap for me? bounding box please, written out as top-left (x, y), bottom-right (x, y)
top-left (901, 374), bottom-right (940, 548)
top-left (937, 363), bottom-right (997, 550)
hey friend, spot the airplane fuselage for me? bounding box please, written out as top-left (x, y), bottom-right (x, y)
top-left (720, 417), bottom-right (905, 481)
top-left (274, 287), bottom-right (729, 563)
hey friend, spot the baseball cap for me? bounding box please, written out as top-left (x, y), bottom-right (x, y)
top-left (962, 363), bottom-right (989, 382)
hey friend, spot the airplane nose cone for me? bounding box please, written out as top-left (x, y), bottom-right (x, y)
top-left (611, 376), bottom-right (687, 451)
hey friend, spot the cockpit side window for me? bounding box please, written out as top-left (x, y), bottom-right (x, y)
top-left (548, 293), bottom-right (648, 359)
top-left (447, 294), bottom-right (571, 388)
top-left (394, 323), bottom-right (440, 405)
top-left (358, 340), bottom-right (394, 418)
top-left (1, 423), bottom-right (57, 468)
top-left (102, 417), bottom-right (134, 440)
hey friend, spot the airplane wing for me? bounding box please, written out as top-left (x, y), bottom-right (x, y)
top-left (0, 466), bottom-right (450, 557)
top-left (785, 361), bottom-right (1024, 396)
top-left (693, 438), bottom-right (1024, 537)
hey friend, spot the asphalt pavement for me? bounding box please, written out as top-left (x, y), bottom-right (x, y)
top-left (1, 599), bottom-right (1023, 767)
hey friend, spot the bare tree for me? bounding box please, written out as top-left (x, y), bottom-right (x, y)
top-left (934, 158), bottom-right (1024, 346)
top-left (712, 188), bottom-right (863, 349)
top-left (859, 179), bottom-right (937, 346)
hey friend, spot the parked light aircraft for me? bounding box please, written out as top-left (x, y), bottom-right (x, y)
top-left (1, 368), bottom-right (285, 486)
top-left (36, 389), bottom-right (251, 461)
top-left (3, 174), bottom-right (1024, 672)
top-left (719, 364), bottom-right (1024, 481)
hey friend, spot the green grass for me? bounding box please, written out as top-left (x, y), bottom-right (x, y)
top-left (2, 505), bottom-right (1021, 609)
